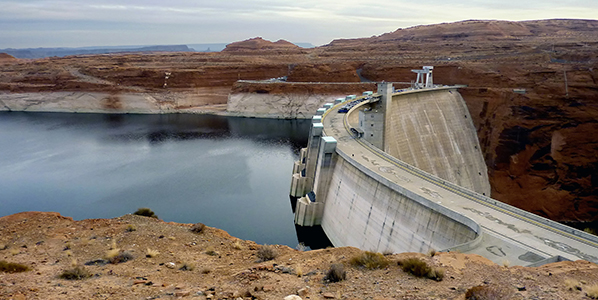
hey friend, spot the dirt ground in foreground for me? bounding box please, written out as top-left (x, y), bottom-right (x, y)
top-left (1, 212), bottom-right (598, 300)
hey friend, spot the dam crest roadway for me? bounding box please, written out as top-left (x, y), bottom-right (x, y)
top-left (289, 70), bottom-right (598, 266)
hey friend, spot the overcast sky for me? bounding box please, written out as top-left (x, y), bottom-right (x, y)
top-left (1, 0), bottom-right (597, 49)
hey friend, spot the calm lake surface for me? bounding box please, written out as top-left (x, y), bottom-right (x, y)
top-left (0, 112), bottom-right (310, 247)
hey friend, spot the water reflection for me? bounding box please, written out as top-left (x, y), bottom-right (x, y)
top-left (0, 112), bottom-right (309, 247)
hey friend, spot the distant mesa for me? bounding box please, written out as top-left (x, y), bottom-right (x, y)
top-left (327, 18), bottom-right (598, 46)
top-left (222, 37), bottom-right (302, 52)
top-left (0, 53), bottom-right (17, 62)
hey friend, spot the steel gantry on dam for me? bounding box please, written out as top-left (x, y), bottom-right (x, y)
top-left (289, 70), bottom-right (598, 267)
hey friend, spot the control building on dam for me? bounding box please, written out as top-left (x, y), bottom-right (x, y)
top-left (289, 67), bottom-right (598, 266)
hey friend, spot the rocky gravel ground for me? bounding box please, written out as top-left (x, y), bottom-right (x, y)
top-left (1, 212), bottom-right (598, 300)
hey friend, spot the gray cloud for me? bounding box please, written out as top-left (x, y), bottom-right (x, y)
top-left (0, 0), bottom-right (596, 48)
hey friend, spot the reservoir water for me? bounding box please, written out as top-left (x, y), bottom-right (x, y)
top-left (0, 112), bottom-right (310, 247)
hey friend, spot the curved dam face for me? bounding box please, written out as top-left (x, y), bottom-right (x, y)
top-left (319, 151), bottom-right (480, 253)
top-left (292, 85), bottom-right (598, 265)
top-left (385, 89), bottom-right (491, 195)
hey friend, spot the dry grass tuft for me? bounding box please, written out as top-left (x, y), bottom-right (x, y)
top-left (324, 263), bottom-right (346, 282)
top-left (146, 248), bottom-right (160, 258)
top-left (190, 223), bottom-right (205, 234)
top-left (9, 248), bottom-right (19, 256)
top-left (200, 267), bottom-right (211, 274)
top-left (295, 265), bottom-right (303, 277)
top-left (133, 208), bottom-right (158, 219)
top-left (105, 248), bottom-right (120, 260)
top-left (398, 257), bottom-right (444, 281)
top-left (0, 260), bottom-right (30, 273)
top-left (125, 224), bottom-right (137, 232)
top-left (587, 284), bottom-right (598, 299)
top-left (349, 251), bottom-right (389, 270)
top-left (205, 247), bottom-right (219, 256)
top-left (256, 245), bottom-right (278, 262)
top-left (63, 242), bottom-right (72, 250)
top-left (232, 240), bottom-right (243, 250)
top-left (105, 248), bottom-right (133, 264)
top-left (465, 285), bottom-right (512, 300)
top-left (59, 265), bottom-right (91, 280)
top-left (179, 262), bottom-right (195, 271)
top-left (0, 244), bottom-right (7, 250)
top-left (565, 279), bottom-right (582, 291)
top-left (428, 249), bottom-right (437, 257)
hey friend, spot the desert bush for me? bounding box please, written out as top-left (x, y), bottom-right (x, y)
top-left (398, 257), bottom-right (444, 281)
top-left (349, 251), bottom-right (389, 270)
top-left (111, 251), bottom-right (133, 264)
top-left (465, 285), bottom-right (511, 300)
top-left (179, 262), bottom-right (195, 271)
top-left (146, 248), bottom-right (160, 258)
top-left (59, 265), bottom-right (91, 280)
top-left (587, 284), bottom-right (598, 299)
top-left (256, 245), bottom-right (278, 262)
top-left (428, 249), bottom-right (437, 257)
top-left (105, 250), bottom-right (133, 264)
top-left (565, 279), bottom-right (582, 291)
top-left (232, 240), bottom-right (243, 250)
top-left (201, 267), bottom-right (211, 274)
top-left (133, 208), bottom-right (158, 219)
top-left (190, 223), bottom-right (205, 233)
top-left (125, 224), bottom-right (137, 232)
top-left (0, 260), bottom-right (30, 273)
top-left (205, 248), bottom-right (219, 256)
top-left (324, 263), bottom-right (346, 283)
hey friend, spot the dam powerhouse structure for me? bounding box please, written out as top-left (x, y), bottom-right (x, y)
top-left (289, 67), bottom-right (598, 266)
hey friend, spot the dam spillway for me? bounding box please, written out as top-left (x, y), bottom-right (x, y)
top-left (290, 82), bottom-right (598, 266)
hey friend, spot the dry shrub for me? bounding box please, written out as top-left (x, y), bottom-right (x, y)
top-left (324, 263), bottom-right (346, 282)
top-left (190, 223), bottom-right (205, 233)
top-left (105, 250), bottom-right (133, 264)
top-left (587, 284), bottom-right (598, 299)
top-left (179, 262), bottom-right (195, 271)
top-left (133, 208), bottom-right (158, 219)
top-left (465, 285), bottom-right (512, 300)
top-left (59, 265), bottom-right (91, 280)
top-left (565, 279), bottom-right (582, 291)
top-left (349, 251), bottom-right (389, 270)
top-left (201, 267), bottom-right (211, 274)
top-left (257, 245), bottom-right (278, 262)
top-left (295, 265), bottom-right (303, 277)
top-left (146, 248), bottom-right (160, 258)
top-left (205, 246), bottom-right (219, 256)
top-left (0, 260), bottom-right (30, 273)
top-left (398, 257), bottom-right (444, 281)
top-left (125, 224), bottom-right (136, 232)
top-left (232, 240), bottom-right (243, 250)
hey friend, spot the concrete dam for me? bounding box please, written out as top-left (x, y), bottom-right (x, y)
top-left (289, 76), bottom-right (598, 266)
